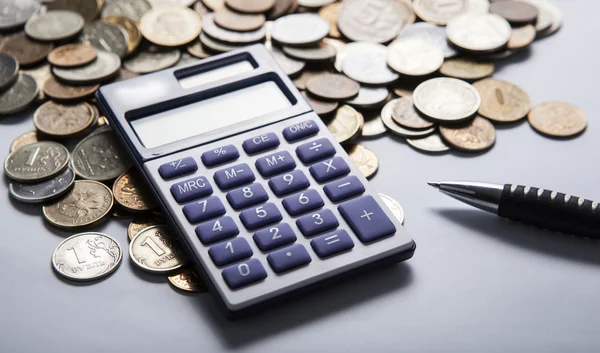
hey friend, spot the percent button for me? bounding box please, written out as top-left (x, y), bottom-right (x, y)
top-left (201, 144), bottom-right (240, 167)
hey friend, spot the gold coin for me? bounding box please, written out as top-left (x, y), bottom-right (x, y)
top-left (129, 225), bottom-right (187, 273)
top-left (440, 59), bottom-right (494, 81)
top-left (168, 268), bottom-right (208, 292)
top-left (346, 144), bottom-right (378, 179)
top-left (43, 180), bottom-right (114, 229)
top-left (293, 70), bottom-right (327, 91)
top-left (392, 85), bottom-right (414, 97)
top-left (187, 40), bottom-right (211, 59)
top-left (391, 96), bottom-right (434, 130)
top-left (140, 6), bottom-right (202, 47)
top-left (508, 24), bottom-right (536, 50)
top-left (128, 218), bottom-right (164, 241)
top-left (473, 78), bottom-right (531, 123)
top-left (318, 2), bottom-right (342, 38)
top-left (327, 105), bottom-right (363, 144)
top-left (439, 116), bottom-right (496, 152)
top-left (113, 170), bottom-right (157, 213)
top-left (33, 101), bottom-right (96, 138)
top-left (527, 101), bottom-right (587, 137)
top-left (43, 76), bottom-right (99, 102)
top-left (47, 44), bottom-right (97, 68)
top-left (9, 131), bottom-right (40, 153)
top-left (101, 16), bottom-right (142, 55)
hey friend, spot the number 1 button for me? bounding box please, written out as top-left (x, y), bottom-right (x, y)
top-left (209, 238), bottom-right (253, 266)
top-left (222, 259), bottom-right (267, 290)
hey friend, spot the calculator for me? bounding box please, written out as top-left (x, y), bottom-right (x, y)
top-left (97, 44), bottom-right (415, 318)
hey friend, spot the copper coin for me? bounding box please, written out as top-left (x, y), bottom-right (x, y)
top-left (33, 101), bottom-right (96, 138)
top-left (345, 144), bottom-right (378, 179)
top-left (9, 131), bottom-right (40, 153)
top-left (306, 73), bottom-right (360, 101)
top-left (293, 70), bottom-right (327, 90)
top-left (214, 7), bottom-right (265, 32)
top-left (128, 218), bottom-right (164, 241)
top-left (326, 105), bottom-right (363, 143)
top-left (473, 78), bottom-right (531, 123)
top-left (111, 69), bottom-right (140, 82)
top-left (391, 96), bottom-right (434, 130)
top-left (225, 0), bottom-right (275, 14)
top-left (0, 34), bottom-right (53, 67)
top-left (318, 2), bottom-right (342, 38)
top-left (507, 24), bottom-right (536, 50)
top-left (440, 59), bottom-right (495, 81)
top-left (101, 16), bottom-right (142, 55)
top-left (168, 268), bottom-right (208, 292)
top-left (46, 0), bottom-right (102, 23)
top-left (113, 170), bottom-right (157, 213)
top-left (528, 102), bottom-right (587, 137)
top-left (301, 91), bottom-right (338, 116)
top-left (43, 76), bottom-right (99, 102)
top-left (440, 116), bottom-right (496, 152)
top-left (490, 0), bottom-right (538, 25)
top-left (48, 44), bottom-right (97, 68)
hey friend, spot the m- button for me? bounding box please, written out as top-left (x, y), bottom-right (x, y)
top-left (213, 163), bottom-right (255, 190)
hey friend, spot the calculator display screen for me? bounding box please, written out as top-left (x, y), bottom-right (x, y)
top-left (131, 81), bottom-right (292, 148)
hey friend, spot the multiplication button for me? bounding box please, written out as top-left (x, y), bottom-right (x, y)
top-left (158, 157), bottom-right (197, 180)
top-left (214, 163), bottom-right (255, 190)
top-left (309, 156), bottom-right (350, 183)
top-left (338, 195), bottom-right (396, 243)
top-left (201, 144), bottom-right (239, 167)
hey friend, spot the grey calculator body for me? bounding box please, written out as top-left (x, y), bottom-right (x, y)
top-left (96, 44), bottom-right (415, 318)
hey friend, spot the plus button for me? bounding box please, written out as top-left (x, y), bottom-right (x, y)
top-left (360, 210), bottom-right (374, 221)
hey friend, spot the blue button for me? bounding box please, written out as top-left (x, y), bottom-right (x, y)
top-left (158, 157), bottom-right (197, 180)
top-left (255, 150), bottom-right (296, 177)
top-left (310, 229), bottom-right (354, 258)
top-left (266, 244), bottom-right (311, 274)
top-left (195, 216), bottom-right (239, 244)
top-left (338, 195), bottom-right (396, 243)
top-left (282, 189), bottom-right (324, 216)
top-left (209, 237), bottom-right (253, 267)
top-left (296, 138), bottom-right (336, 164)
top-left (253, 223), bottom-right (297, 251)
top-left (222, 258), bottom-right (267, 289)
top-left (296, 209), bottom-right (338, 237)
top-left (243, 132), bottom-right (280, 155)
top-left (183, 196), bottom-right (226, 224)
top-left (268, 170), bottom-right (310, 196)
top-left (309, 156), bottom-right (350, 183)
top-left (214, 163), bottom-right (255, 190)
top-left (282, 119), bottom-right (319, 142)
top-left (201, 144), bottom-right (239, 167)
top-left (323, 175), bottom-right (365, 202)
top-left (239, 202), bottom-right (282, 230)
top-left (226, 183), bottom-right (268, 210)
top-left (170, 176), bottom-right (212, 203)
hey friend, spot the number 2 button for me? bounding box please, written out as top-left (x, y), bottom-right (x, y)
top-left (253, 223), bottom-right (297, 251)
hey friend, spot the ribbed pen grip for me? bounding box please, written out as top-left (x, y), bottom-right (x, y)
top-left (498, 184), bottom-right (600, 239)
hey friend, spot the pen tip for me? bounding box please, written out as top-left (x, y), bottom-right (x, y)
top-left (427, 181), bottom-right (441, 189)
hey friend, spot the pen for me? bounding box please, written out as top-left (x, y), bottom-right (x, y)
top-left (428, 181), bottom-right (600, 239)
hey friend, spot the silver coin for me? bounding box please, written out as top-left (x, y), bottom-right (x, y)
top-left (446, 13), bottom-right (512, 53)
top-left (379, 193), bottom-right (405, 225)
top-left (337, 0), bottom-right (413, 43)
top-left (268, 44), bottom-right (305, 77)
top-left (175, 52), bottom-right (198, 67)
top-left (52, 50), bottom-right (121, 85)
top-left (147, 0), bottom-right (196, 6)
top-left (298, 0), bottom-right (336, 8)
top-left (271, 13), bottom-right (329, 47)
top-left (0, 53), bottom-right (19, 91)
top-left (397, 22), bottom-right (457, 59)
top-left (4, 141), bottom-right (69, 183)
top-left (129, 225), bottom-right (187, 273)
top-left (52, 232), bottom-right (122, 282)
top-left (123, 45), bottom-right (181, 74)
top-left (78, 22), bottom-right (128, 59)
top-left (518, 0), bottom-right (561, 36)
top-left (407, 133), bottom-right (451, 153)
top-left (413, 78), bottom-right (481, 123)
top-left (199, 32), bottom-right (243, 53)
top-left (387, 37), bottom-right (444, 77)
top-left (0, 0), bottom-right (40, 30)
top-left (9, 167), bottom-right (75, 203)
top-left (467, 0), bottom-right (490, 14)
top-left (102, 0), bottom-right (152, 21)
top-left (0, 73), bottom-right (39, 115)
top-left (361, 112), bottom-right (387, 138)
top-left (341, 42), bottom-right (399, 86)
top-left (203, 13), bottom-right (266, 44)
top-left (381, 99), bottom-right (435, 138)
top-left (282, 42), bottom-right (337, 62)
top-left (345, 87), bottom-right (389, 110)
top-left (25, 10), bottom-right (85, 42)
top-left (71, 130), bottom-right (131, 181)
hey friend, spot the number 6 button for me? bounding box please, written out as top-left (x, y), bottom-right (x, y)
top-left (282, 189), bottom-right (324, 216)
top-left (222, 259), bottom-right (267, 290)
top-left (239, 202), bottom-right (282, 230)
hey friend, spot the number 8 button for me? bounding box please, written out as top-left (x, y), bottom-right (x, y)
top-left (226, 183), bottom-right (268, 210)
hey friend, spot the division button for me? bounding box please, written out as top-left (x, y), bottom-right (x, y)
top-left (242, 132), bottom-right (280, 155)
top-left (338, 195), bottom-right (396, 243)
top-left (253, 223), bottom-right (297, 251)
top-left (295, 209), bottom-right (339, 237)
top-left (159, 157), bottom-right (197, 180)
top-left (213, 163), bottom-right (255, 190)
top-left (296, 137), bottom-right (336, 164)
top-left (183, 195), bottom-right (226, 224)
top-left (310, 229), bottom-right (354, 258)
top-left (195, 216), bottom-right (239, 244)
top-left (209, 237), bottom-right (253, 267)
top-left (282, 119), bottom-right (319, 142)
top-left (268, 170), bottom-right (310, 196)
top-left (170, 176), bottom-right (212, 203)
top-left (222, 258), bottom-right (267, 290)
top-left (309, 156), bottom-right (350, 183)
top-left (201, 144), bottom-right (239, 167)
top-left (323, 175), bottom-right (365, 202)
top-left (266, 244), bottom-right (311, 274)
top-left (255, 150), bottom-right (296, 177)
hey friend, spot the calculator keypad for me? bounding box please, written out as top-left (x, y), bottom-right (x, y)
top-left (282, 189), bottom-right (324, 216)
top-left (296, 138), bottom-right (336, 164)
top-left (183, 196), bottom-right (226, 224)
top-left (266, 244), bottom-right (311, 273)
top-left (170, 176), bottom-right (212, 203)
top-left (195, 216), bottom-right (239, 244)
top-left (214, 163), bottom-right (255, 190)
top-left (226, 183), bottom-right (268, 210)
top-left (296, 209), bottom-right (339, 237)
top-left (209, 237), bottom-right (253, 266)
top-left (253, 223), bottom-right (297, 251)
top-left (222, 258), bottom-right (267, 289)
top-left (268, 170), bottom-right (310, 196)
top-left (255, 151), bottom-right (296, 177)
top-left (239, 202), bottom-right (283, 230)
top-left (202, 144), bottom-right (239, 167)
top-left (309, 157), bottom-right (350, 183)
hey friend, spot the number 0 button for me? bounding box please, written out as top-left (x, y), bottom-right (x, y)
top-left (222, 259), bottom-right (267, 290)
top-left (239, 202), bottom-right (282, 230)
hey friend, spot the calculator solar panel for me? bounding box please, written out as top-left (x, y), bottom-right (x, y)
top-left (96, 44), bottom-right (415, 318)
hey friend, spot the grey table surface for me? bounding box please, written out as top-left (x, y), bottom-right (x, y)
top-left (1, 1), bottom-right (599, 352)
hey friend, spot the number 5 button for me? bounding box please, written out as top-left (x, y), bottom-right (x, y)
top-left (239, 202), bottom-right (282, 230)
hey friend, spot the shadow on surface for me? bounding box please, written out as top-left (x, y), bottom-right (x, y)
top-left (435, 208), bottom-right (600, 266)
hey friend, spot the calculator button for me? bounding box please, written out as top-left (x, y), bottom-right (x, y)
top-left (158, 157), bottom-right (197, 180)
top-left (282, 189), bottom-right (324, 216)
top-left (209, 237), bottom-right (253, 267)
top-left (243, 132), bottom-right (280, 155)
top-left (183, 196), bottom-right (226, 224)
top-left (253, 223), bottom-right (297, 251)
top-left (268, 170), bottom-right (310, 196)
top-left (195, 216), bottom-right (239, 244)
top-left (296, 209), bottom-right (339, 237)
top-left (255, 151), bottom-right (296, 177)
top-left (338, 195), bottom-right (396, 243)
top-left (296, 138), bottom-right (336, 164)
top-left (310, 229), bottom-right (354, 258)
top-left (226, 183), bottom-right (268, 210)
top-left (323, 175), bottom-right (365, 202)
top-left (170, 176), bottom-right (213, 203)
top-left (267, 244), bottom-right (311, 274)
top-left (282, 119), bottom-right (319, 142)
top-left (309, 156), bottom-right (350, 183)
top-left (214, 163), bottom-right (255, 190)
top-left (201, 144), bottom-right (239, 167)
top-left (239, 202), bottom-right (282, 230)
top-left (222, 259), bottom-right (267, 290)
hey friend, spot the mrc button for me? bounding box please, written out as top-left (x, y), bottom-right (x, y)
top-left (242, 132), bottom-right (280, 155)
top-left (170, 176), bottom-right (213, 203)
top-left (283, 120), bottom-right (319, 142)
